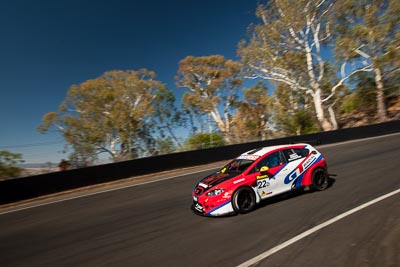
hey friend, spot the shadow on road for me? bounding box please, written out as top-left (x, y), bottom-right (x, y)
top-left (328, 174), bottom-right (337, 188)
top-left (255, 174), bottom-right (337, 212)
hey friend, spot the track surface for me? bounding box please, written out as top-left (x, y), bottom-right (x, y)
top-left (0, 134), bottom-right (399, 266)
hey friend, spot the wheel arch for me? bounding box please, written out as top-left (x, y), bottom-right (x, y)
top-left (233, 184), bottom-right (258, 201)
top-left (302, 160), bottom-right (327, 187)
top-left (311, 166), bottom-right (329, 191)
top-left (231, 185), bottom-right (257, 214)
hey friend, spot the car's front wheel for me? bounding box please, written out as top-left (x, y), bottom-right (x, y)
top-left (232, 187), bottom-right (256, 214)
top-left (311, 168), bottom-right (329, 191)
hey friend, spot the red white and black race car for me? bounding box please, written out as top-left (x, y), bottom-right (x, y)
top-left (191, 144), bottom-right (328, 216)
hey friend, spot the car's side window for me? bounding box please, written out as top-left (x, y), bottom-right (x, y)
top-left (282, 148), bottom-right (309, 162)
top-left (254, 152), bottom-right (283, 171)
top-left (297, 148), bottom-right (310, 157)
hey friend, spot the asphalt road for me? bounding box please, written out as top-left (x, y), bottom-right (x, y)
top-left (0, 134), bottom-right (399, 267)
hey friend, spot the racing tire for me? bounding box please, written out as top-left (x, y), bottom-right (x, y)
top-left (311, 168), bottom-right (328, 191)
top-left (232, 187), bottom-right (256, 214)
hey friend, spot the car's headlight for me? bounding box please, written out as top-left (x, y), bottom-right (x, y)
top-left (206, 188), bottom-right (225, 196)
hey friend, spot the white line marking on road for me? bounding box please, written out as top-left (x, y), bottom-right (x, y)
top-left (236, 188), bottom-right (400, 267)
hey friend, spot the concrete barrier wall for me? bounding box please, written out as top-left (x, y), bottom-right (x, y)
top-left (1, 120), bottom-right (399, 204)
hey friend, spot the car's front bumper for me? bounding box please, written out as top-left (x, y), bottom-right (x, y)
top-left (191, 200), bottom-right (236, 217)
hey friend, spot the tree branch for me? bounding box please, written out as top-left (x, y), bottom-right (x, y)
top-left (354, 48), bottom-right (371, 59)
top-left (322, 64), bottom-right (373, 103)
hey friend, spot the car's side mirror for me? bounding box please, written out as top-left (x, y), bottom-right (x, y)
top-left (260, 166), bottom-right (269, 174)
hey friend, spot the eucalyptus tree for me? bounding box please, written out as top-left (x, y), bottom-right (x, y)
top-left (334, 0), bottom-right (400, 121)
top-left (176, 55), bottom-right (243, 144)
top-left (38, 69), bottom-right (178, 162)
top-left (239, 0), bottom-right (372, 131)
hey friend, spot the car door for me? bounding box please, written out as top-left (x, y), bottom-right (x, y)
top-left (280, 148), bottom-right (308, 189)
top-left (248, 151), bottom-right (291, 199)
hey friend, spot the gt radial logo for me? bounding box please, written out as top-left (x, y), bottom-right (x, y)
top-left (284, 168), bottom-right (302, 184)
top-left (284, 155), bottom-right (318, 184)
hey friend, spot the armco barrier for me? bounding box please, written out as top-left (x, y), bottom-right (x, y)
top-left (1, 120), bottom-right (399, 204)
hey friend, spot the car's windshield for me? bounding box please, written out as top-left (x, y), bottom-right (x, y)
top-left (221, 158), bottom-right (254, 174)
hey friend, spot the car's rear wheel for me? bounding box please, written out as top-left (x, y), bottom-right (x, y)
top-left (232, 187), bottom-right (256, 214)
top-left (311, 168), bottom-right (328, 191)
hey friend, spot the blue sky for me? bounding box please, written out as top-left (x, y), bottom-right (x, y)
top-left (0, 0), bottom-right (260, 164)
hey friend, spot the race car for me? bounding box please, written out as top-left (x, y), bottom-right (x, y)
top-left (191, 143), bottom-right (328, 216)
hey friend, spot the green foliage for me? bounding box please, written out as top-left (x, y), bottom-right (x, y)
top-left (184, 133), bottom-right (225, 150)
top-left (0, 150), bottom-right (24, 179)
top-left (342, 73), bottom-right (379, 114)
top-left (341, 94), bottom-right (359, 114)
top-left (342, 87), bottom-right (377, 114)
top-left (273, 83), bottom-right (320, 135)
top-left (276, 110), bottom-right (321, 136)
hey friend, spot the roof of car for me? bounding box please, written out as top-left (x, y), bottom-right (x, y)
top-left (242, 143), bottom-right (309, 157)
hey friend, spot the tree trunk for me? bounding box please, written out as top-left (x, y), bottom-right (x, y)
top-left (373, 67), bottom-right (388, 122)
top-left (328, 105), bottom-right (338, 130)
top-left (224, 109), bottom-right (232, 144)
top-left (305, 44), bottom-right (335, 131)
top-left (312, 89), bottom-right (334, 131)
top-left (210, 109), bottom-right (231, 144)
